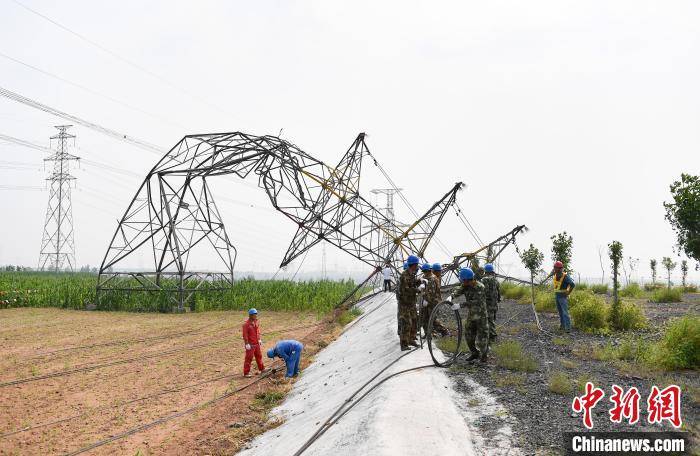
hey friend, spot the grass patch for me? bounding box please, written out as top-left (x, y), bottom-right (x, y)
top-left (576, 282), bottom-right (589, 291)
top-left (684, 285), bottom-right (698, 293)
top-left (590, 284), bottom-right (609, 295)
top-left (620, 282), bottom-right (644, 298)
top-left (501, 282), bottom-right (528, 300)
top-left (338, 307), bottom-right (362, 326)
top-left (616, 301), bottom-right (647, 330)
top-left (552, 336), bottom-right (571, 346)
top-left (548, 371), bottom-right (573, 395)
top-left (560, 358), bottom-right (579, 369)
top-left (493, 372), bottom-right (526, 388)
top-left (570, 294), bottom-right (609, 332)
top-left (436, 337), bottom-right (460, 353)
top-left (492, 340), bottom-right (538, 372)
top-left (653, 315), bottom-right (700, 370)
top-left (650, 287), bottom-right (683, 303)
top-left (575, 374), bottom-right (597, 393)
top-left (253, 390), bottom-right (285, 408)
top-left (644, 283), bottom-right (664, 292)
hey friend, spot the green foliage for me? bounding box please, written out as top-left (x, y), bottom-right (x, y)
top-left (650, 287), bottom-right (683, 303)
top-left (338, 307), bottom-right (362, 326)
top-left (519, 243), bottom-right (544, 278)
top-left (551, 231), bottom-right (574, 274)
top-left (608, 240), bottom-right (624, 329)
top-left (620, 282), bottom-right (644, 298)
top-left (661, 257), bottom-right (677, 289)
top-left (590, 284), bottom-right (609, 294)
top-left (685, 284), bottom-right (698, 292)
top-left (598, 336), bottom-right (652, 363)
top-left (531, 290), bottom-right (556, 313)
top-left (501, 282), bottom-right (528, 300)
top-left (254, 390), bottom-right (285, 407)
top-left (664, 173), bottom-right (700, 262)
top-left (569, 294), bottom-right (609, 332)
top-left (492, 340), bottom-right (538, 372)
top-left (644, 282), bottom-right (664, 292)
top-left (548, 371), bottom-right (573, 395)
top-left (0, 272), bottom-right (358, 313)
top-left (616, 301), bottom-right (647, 330)
top-left (575, 282), bottom-right (589, 291)
top-left (650, 259), bottom-right (658, 284)
top-left (654, 316), bottom-right (700, 370)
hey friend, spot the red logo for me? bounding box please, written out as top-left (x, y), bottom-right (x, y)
top-left (609, 385), bottom-right (641, 425)
top-left (572, 382), bottom-right (605, 429)
top-left (647, 385), bottom-right (682, 428)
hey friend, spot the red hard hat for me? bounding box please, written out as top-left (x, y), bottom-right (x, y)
top-left (554, 261), bottom-right (564, 268)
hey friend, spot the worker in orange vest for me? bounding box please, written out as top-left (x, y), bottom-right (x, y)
top-left (242, 308), bottom-right (265, 377)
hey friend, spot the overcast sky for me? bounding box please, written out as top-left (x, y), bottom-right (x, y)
top-left (1, 0), bottom-right (698, 283)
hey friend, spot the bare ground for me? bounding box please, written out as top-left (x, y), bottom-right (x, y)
top-left (0, 307), bottom-right (338, 455)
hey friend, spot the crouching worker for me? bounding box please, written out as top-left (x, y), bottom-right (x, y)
top-left (242, 308), bottom-right (265, 378)
top-left (267, 339), bottom-right (304, 379)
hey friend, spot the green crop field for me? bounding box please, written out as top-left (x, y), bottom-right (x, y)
top-left (0, 272), bottom-right (360, 313)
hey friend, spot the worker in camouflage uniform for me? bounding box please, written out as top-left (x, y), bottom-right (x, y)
top-left (446, 267), bottom-right (489, 362)
top-left (481, 263), bottom-right (501, 342)
top-left (398, 255), bottom-right (423, 350)
top-left (420, 263), bottom-right (444, 335)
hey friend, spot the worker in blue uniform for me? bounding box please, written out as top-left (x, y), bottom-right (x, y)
top-left (267, 339), bottom-right (304, 378)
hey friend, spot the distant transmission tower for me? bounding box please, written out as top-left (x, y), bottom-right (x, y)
top-left (38, 126), bottom-right (80, 272)
top-left (321, 242), bottom-right (327, 279)
top-left (369, 188), bottom-right (406, 259)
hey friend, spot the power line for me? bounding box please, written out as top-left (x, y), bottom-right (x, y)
top-left (0, 86), bottom-right (165, 155)
top-left (11, 0), bottom-right (244, 125)
top-left (0, 184), bottom-right (44, 191)
top-left (0, 51), bottom-right (187, 130)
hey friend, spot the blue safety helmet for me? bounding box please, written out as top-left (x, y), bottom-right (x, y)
top-left (459, 267), bottom-right (475, 281)
top-left (421, 263), bottom-right (432, 272)
top-left (248, 308), bottom-right (258, 315)
top-left (432, 263), bottom-right (442, 272)
top-left (484, 263), bottom-right (494, 273)
top-left (403, 261), bottom-right (408, 271)
top-left (267, 348), bottom-right (276, 359)
top-left (407, 255), bottom-right (420, 266)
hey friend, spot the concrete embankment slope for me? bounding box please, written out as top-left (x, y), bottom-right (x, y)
top-left (238, 292), bottom-right (476, 456)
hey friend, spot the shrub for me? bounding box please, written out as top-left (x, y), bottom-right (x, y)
top-left (492, 340), bottom-right (538, 372)
top-left (576, 282), bottom-right (589, 291)
top-left (590, 284), bottom-right (609, 295)
top-left (570, 296), bottom-right (609, 332)
top-left (684, 285), bottom-right (698, 293)
top-left (651, 287), bottom-right (683, 303)
top-left (502, 282), bottom-right (528, 300)
top-left (654, 316), bottom-right (700, 370)
top-left (338, 307), bottom-right (362, 326)
top-left (644, 283), bottom-right (664, 292)
top-left (532, 290), bottom-right (556, 313)
top-left (620, 282), bottom-right (644, 298)
top-left (616, 301), bottom-right (647, 330)
top-left (548, 371), bottom-right (573, 395)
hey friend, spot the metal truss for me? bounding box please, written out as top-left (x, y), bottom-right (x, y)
top-left (97, 132), bottom-right (461, 310)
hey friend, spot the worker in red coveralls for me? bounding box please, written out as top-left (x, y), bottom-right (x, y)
top-left (242, 308), bottom-right (265, 377)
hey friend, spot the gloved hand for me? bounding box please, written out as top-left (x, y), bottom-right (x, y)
top-left (421, 300), bottom-right (428, 308)
top-left (418, 283), bottom-right (426, 292)
top-left (245, 344), bottom-right (251, 350)
top-left (446, 295), bottom-right (453, 302)
top-left (451, 303), bottom-right (460, 311)
top-left (258, 339), bottom-right (263, 345)
top-left (421, 278), bottom-right (428, 285)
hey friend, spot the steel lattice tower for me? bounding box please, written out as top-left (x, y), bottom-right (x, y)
top-left (38, 125), bottom-right (80, 272)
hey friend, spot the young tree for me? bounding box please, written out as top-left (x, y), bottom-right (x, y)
top-left (681, 260), bottom-right (688, 289)
top-left (664, 174), bottom-right (700, 262)
top-left (627, 256), bottom-right (639, 283)
top-left (551, 232), bottom-right (574, 274)
top-left (608, 241), bottom-right (623, 329)
top-left (650, 259), bottom-right (657, 284)
top-left (520, 243), bottom-right (544, 307)
top-left (661, 257), bottom-right (677, 289)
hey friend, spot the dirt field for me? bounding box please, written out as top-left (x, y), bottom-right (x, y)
top-left (0, 307), bottom-right (337, 455)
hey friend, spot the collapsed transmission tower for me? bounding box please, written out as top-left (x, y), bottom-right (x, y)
top-left (97, 132), bottom-right (462, 310)
top-left (38, 125), bottom-right (80, 272)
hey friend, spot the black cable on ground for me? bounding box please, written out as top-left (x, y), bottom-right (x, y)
top-left (293, 362), bottom-right (435, 456)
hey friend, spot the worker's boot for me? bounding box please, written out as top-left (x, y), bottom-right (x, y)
top-left (400, 344), bottom-right (410, 351)
top-left (243, 373), bottom-right (252, 378)
top-left (479, 352), bottom-right (488, 363)
top-left (466, 352), bottom-right (479, 362)
top-left (409, 340), bottom-right (420, 348)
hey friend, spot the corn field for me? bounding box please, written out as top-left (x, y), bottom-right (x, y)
top-left (0, 272), bottom-right (361, 313)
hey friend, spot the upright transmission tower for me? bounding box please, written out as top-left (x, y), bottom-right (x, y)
top-left (38, 125), bottom-right (80, 272)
